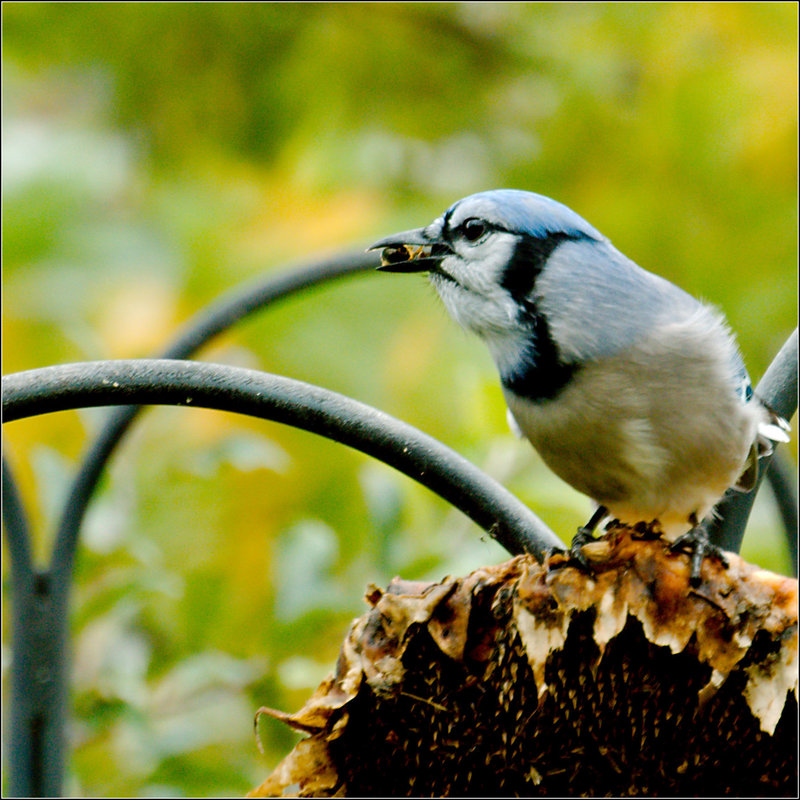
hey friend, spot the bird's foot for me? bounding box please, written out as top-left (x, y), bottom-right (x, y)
top-left (561, 505), bottom-right (610, 575)
top-left (567, 526), bottom-right (599, 574)
top-left (670, 525), bottom-right (729, 587)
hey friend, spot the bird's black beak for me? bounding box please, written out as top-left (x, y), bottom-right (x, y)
top-left (368, 226), bottom-right (450, 273)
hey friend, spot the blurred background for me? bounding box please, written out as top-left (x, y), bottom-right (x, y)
top-left (2, 2), bottom-right (797, 796)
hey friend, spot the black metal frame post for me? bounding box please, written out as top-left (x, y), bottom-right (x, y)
top-left (3, 459), bottom-right (67, 797)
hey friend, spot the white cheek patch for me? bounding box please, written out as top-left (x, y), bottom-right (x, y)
top-left (431, 234), bottom-right (521, 337)
top-left (456, 233), bottom-right (518, 292)
top-left (433, 277), bottom-right (491, 332)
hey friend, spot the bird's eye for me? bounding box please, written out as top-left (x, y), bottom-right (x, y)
top-left (461, 218), bottom-right (487, 242)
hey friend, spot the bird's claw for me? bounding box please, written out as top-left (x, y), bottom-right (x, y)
top-left (670, 526), bottom-right (729, 587)
top-left (546, 543), bottom-right (568, 559)
top-left (567, 526), bottom-right (599, 575)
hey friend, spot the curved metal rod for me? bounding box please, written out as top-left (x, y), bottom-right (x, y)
top-left (3, 360), bottom-right (565, 581)
top-left (52, 251), bottom-right (378, 578)
top-left (708, 328), bottom-right (798, 554)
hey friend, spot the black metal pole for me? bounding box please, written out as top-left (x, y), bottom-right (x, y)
top-left (3, 458), bottom-right (67, 797)
top-left (765, 453), bottom-right (799, 575)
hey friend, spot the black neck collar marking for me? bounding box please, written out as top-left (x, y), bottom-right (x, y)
top-left (500, 231), bottom-right (587, 302)
top-left (497, 232), bottom-right (584, 401)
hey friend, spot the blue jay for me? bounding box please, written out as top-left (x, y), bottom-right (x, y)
top-left (370, 189), bottom-right (789, 584)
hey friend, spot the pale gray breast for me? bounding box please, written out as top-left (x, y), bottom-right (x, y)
top-left (504, 304), bottom-right (759, 514)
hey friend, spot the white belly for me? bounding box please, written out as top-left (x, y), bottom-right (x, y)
top-left (503, 353), bottom-right (759, 539)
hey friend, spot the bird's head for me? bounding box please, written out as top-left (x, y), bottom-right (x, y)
top-left (369, 189), bottom-right (606, 338)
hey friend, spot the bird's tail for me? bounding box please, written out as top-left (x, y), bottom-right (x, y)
top-left (757, 404), bottom-right (791, 453)
top-left (733, 404), bottom-right (790, 493)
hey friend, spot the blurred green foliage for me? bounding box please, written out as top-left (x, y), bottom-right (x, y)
top-left (2, 3), bottom-right (796, 796)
